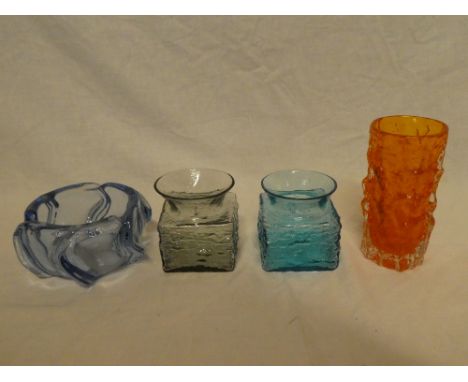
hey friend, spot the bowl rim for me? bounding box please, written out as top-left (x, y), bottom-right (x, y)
top-left (22, 182), bottom-right (141, 228)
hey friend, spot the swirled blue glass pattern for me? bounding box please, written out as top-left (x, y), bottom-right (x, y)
top-left (13, 182), bottom-right (151, 286)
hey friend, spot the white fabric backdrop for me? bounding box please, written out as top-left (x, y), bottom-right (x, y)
top-left (1, 16), bottom-right (467, 365)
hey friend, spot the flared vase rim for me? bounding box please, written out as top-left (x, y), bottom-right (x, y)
top-left (261, 169), bottom-right (337, 201)
top-left (154, 168), bottom-right (235, 201)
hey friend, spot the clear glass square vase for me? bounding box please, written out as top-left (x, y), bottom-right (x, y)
top-left (155, 169), bottom-right (238, 272)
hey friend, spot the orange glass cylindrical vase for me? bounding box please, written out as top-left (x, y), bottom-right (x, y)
top-left (361, 115), bottom-right (448, 271)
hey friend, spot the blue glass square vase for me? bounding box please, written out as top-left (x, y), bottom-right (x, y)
top-left (257, 170), bottom-right (341, 271)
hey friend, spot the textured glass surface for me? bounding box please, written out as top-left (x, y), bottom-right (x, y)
top-left (13, 183), bottom-right (151, 286)
top-left (258, 170), bottom-right (341, 271)
top-left (155, 169), bottom-right (238, 272)
top-left (362, 115), bottom-right (448, 271)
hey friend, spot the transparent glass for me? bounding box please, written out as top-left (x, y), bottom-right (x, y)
top-left (13, 183), bottom-right (152, 286)
top-left (362, 115), bottom-right (449, 271)
top-left (154, 168), bottom-right (238, 272)
top-left (258, 170), bottom-right (341, 271)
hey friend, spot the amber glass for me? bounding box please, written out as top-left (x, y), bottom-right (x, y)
top-left (361, 115), bottom-right (448, 271)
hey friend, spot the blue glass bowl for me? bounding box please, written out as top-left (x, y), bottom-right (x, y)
top-left (13, 183), bottom-right (151, 286)
top-left (258, 170), bottom-right (341, 271)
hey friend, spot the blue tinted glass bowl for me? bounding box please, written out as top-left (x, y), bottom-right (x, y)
top-left (13, 182), bottom-right (151, 286)
top-left (258, 170), bottom-right (341, 271)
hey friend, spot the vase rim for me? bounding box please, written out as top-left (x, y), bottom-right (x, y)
top-left (261, 169), bottom-right (337, 201)
top-left (371, 115), bottom-right (448, 138)
top-left (154, 168), bottom-right (235, 201)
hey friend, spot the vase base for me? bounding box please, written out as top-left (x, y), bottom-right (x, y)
top-left (163, 265), bottom-right (234, 272)
top-left (261, 263), bottom-right (339, 272)
top-left (361, 233), bottom-right (425, 272)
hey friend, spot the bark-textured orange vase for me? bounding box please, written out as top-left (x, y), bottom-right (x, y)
top-left (361, 115), bottom-right (448, 271)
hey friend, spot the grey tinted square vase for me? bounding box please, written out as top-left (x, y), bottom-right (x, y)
top-left (154, 169), bottom-right (238, 272)
top-left (13, 182), bottom-right (152, 286)
top-left (258, 170), bottom-right (341, 271)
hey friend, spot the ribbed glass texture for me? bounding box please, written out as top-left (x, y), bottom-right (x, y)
top-left (13, 183), bottom-right (151, 286)
top-left (258, 170), bottom-right (341, 271)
